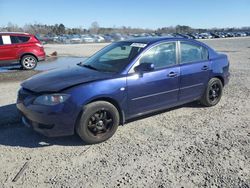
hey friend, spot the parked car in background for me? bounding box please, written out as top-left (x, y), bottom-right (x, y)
top-left (225, 32), bottom-right (235, 38)
top-left (210, 32), bottom-right (220, 38)
top-left (0, 32), bottom-right (45, 70)
top-left (172, 33), bottom-right (193, 39)
top-left (92, 35), bottom-right (105, 43)
top-left (235, 32), bottom-right (247, 37)
top-left (186, 33), bottom-right (196, 39)
top-left (103, 34), bottom-right (115, 42)
top-left (199, 33), bottom-right (213, 39)
top-left (81, 35), bottom-right (95, 43)
top-left (110, 33), bottom-right (126, 41)
top-left (17, 37), bottom-right (230, 144)
top-left (70, 37), bottom-right (82, 44)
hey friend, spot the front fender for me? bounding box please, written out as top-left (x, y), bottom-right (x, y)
top-left (65, 76), bottom-right (128, 119)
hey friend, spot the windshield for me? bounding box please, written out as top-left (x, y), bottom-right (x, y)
top-left (79, 42), bottom-right (145, 73)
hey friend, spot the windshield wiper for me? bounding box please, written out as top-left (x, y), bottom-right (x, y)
top-left (78, 63), bottom-right (99, 71)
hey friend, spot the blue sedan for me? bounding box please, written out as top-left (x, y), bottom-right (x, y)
top-left (17, 37), bottom-right (230, 144)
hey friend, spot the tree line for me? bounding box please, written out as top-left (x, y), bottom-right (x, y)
top-left (1, 22), bottom-right (249, 35)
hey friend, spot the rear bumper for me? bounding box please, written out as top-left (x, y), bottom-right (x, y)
top-left (38, 56), bottom-right (45, 61)
top-left (37, 51), bottom-right (46, 61)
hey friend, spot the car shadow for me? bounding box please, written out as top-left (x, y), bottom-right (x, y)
top-left (0, 64), bottom-right (22, 72)
top-left (126, 101), bottom-right (204, 124)
top-left (0, 103), bottom-right (85, 148)
top-left (0, 101), bottom-right (203, 148)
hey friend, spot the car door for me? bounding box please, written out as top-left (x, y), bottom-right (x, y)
top-left (127, 42), bottom-right (180, 116)
top-left (0, 35), bottom-right (18, 64)
top-left (178, 41), bottom-right (211, 102)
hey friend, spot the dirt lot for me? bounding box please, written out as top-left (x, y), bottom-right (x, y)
top-left (45, 43), bottom-right (109, 57)
top-left (0, 38), bottom-right (249, 187)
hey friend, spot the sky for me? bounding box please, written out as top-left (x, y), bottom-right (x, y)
top-left (0, 0), bottom-right (250, 29)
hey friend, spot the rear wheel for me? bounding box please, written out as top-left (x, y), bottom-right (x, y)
top-left (76, 101), bottom-right (119, 144)
top-left (200, 78), bottom-right (223, 107)
top-left (21, 55), bottom-right (37, 70)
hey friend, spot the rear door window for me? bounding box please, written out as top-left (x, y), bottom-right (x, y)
top-left (180, 42), bottom-right (209, 64)
top-left (17, 36), bottom-right (30, 43)
top-left (2, 35), bottom-right (11, 44)
top-left (10, 36), bottom-right (19, 44)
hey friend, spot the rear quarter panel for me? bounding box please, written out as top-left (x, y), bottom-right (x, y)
top-left (17, 43), bottom-right (45, 59)
top-left (16, 35), bottom-right (45, 60)
top-left (191, 40), bottom-right (230, 86)
top-left (210, 53), bottom-right (230, 85)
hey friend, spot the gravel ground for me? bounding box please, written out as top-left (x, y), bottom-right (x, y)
top-left (0, 38), bottom-right (249, 188)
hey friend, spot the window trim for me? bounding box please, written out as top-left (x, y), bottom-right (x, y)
top-left (178, 41), bottom-right (209, 65)
top-left (128, 41), bottom-right (178, 74)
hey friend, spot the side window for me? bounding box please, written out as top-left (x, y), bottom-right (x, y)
top-left (10, 36), bottom-right (19, 44)
top-left (99, 45), bottom-right (132, 62)
top-left (0, 36), bottom-right (3, 45)
top-left (17, 36), bottom-right (30, 43)
top-left (139, 42), bottom-right (177, 69)
top-left (2, 35), bottom-right (11, 45)
top-left (180, 42), bottom-right (209, 64)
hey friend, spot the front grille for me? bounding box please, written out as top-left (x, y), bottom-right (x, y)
top-left (38, 123), bottom-right (54, 129)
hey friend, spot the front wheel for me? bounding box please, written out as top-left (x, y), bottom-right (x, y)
top-left (76, 101), bottom-right (120, 144)
top-left (21, 55), bottom-right (37, 70)
top-left (200, 78), bottom-right (223, 107)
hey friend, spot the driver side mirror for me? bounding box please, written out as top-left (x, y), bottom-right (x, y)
top-left (134, 63), bottom-right (155, 73)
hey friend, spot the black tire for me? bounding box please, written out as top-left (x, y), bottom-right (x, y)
top-left (200, 78), bottom-right (223, 107)
top-left (76, 101), bottom-right (120, 144)
top-left (20, 55), bottom-right (37, 70)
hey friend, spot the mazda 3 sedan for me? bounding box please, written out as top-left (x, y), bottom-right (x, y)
top-left (17, 37), bottom-right (230, 144)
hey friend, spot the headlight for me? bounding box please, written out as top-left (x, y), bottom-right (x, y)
top-left (33, 94), bottom-right (70, 106)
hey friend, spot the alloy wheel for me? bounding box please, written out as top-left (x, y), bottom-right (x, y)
top-left (87, 109), bottom-right (114, 137)
top-left (209, 83), bottom-right (221, 103)
top-left (23, 57), bottom-right (36, 69)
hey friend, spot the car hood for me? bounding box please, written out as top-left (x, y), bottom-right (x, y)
top-left (21, 65), bottom-right (114, 93)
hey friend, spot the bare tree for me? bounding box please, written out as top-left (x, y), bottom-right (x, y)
top-left (89, 21), bottom-right (100, 34)
top-left (5, 22), bottom-right (23, 32)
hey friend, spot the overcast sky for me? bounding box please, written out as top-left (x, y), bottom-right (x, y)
top-left (0, 0), bottom-right (249, 29)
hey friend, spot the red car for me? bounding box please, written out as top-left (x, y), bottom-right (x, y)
top-left (0, 32), bottom-right (45, 70)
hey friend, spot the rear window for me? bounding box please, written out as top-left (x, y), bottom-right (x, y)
top-left (17, 36), bottom-right (30, 43)
top-left (34, 35), bottom-right (40, 42)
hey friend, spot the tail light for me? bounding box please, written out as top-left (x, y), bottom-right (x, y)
top-left (36, 43), bottom-right (43, 47)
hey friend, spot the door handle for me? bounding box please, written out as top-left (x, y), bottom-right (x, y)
top-left (168, 72), bottom-right (178, 77)
top-left (201, 65), bottom-right (208, 71)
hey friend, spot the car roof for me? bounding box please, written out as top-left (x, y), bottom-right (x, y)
top-left (0, 32), bottom-right (31, 36)
top-left (123, 36), bottom-right (212, 50)
top-left (123, 36), bottom-right (185, 45)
